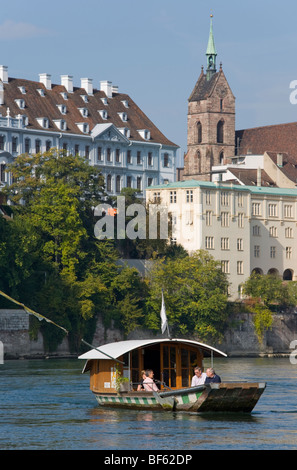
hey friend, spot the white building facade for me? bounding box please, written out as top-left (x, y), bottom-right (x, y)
top-left (146, 180), bottom-right (297, 299)
top-left (0, 66), bottom-right (178, 196)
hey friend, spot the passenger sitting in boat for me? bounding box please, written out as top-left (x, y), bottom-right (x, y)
top-left (191, 367), bottom-right (206, 386)
top-left (143, 369), bottom-right (159, 392)
top-left (204, 367), bottom-right (221, 384)
top-left (137, 370), bottom-right (146, 391)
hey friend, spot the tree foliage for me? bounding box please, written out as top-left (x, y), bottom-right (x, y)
top-left (145, 250), bottom-right (229, 342)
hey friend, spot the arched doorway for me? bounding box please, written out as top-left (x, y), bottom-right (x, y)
top-left (283, 269), bottom-right (293, 281)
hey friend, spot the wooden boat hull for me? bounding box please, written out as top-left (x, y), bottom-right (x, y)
top-left (93, 382), bottom-right (266, 413)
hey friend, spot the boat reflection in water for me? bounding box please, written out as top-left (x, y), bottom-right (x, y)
top-left (79, 338), bottom-right (266, 413)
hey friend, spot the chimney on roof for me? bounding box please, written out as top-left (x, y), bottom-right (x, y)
top-left (257, 167), bottom-right (261, 187)
top-left (61, 75), bottom-right (73, 93)
top-left (100, 80), bottom-right (112, 98)
top-left (277, 153), bottom-right (283, 167)
top-left (0, 66), bottom-right (8, 84)
top-left (81, 78), bottom-right (93, 95)
top-left (39, 73), bottom-right (52, 90)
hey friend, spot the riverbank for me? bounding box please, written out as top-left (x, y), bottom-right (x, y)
top-left (1, 308), bottom-right (297, 359)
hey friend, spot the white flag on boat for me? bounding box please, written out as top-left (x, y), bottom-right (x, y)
top-left (160, 290), bottom-right (168, 334)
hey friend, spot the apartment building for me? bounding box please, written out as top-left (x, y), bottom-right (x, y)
top-left (146, 180), bottom-right (297, 299)
top-left (0, 66), bottom-right (178, 196)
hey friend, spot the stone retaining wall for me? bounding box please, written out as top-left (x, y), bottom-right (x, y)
top-left (1, 309), bottom-right (297, 359)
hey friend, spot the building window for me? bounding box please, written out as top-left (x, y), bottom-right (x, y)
top-left (0, 163), bottom-right (6, 183)
top-left (268, 203), bottom-right (278, 217)
top-left (238, 213), bottom-right (244, 228)
top-left (107, 148), bottom-right (111, 162)
top-left (253, 225), bottom-right (260, 236)
top-left (270, 246), bottom-right (276, 258)
top-left (217, 120), bottom-right (224, 144)
top-left (221, 260), bottom-right (230, 274)
top-left (153, 192), bottom-right (161, 203)
top-left (284, 204), bottom-right (293, 218)
top-left (116, 148), bottom-right (120, 163)
top-left (85, 146), bottom-right (90, 158)
top-left (12, 137), bottom-right (17, 153)
top-left (164, 153), bottom-right (169, 167)
top-left (97, 147), bottom-right (102, 161)
top-left (116, 175), bottom-right (121, 193)
top-left (197, 122), bottom-right (202, 143)
top-left (63, 142), bottom-right (68, 153)
top-left (148, 152), bottom-right (153, 166)
top-left (25, 138), bottom-right (30, 153)
top-left (137, 177), bottom-right (142, 190)
top-left (107, 175), bottom-right (112, 192)
top-left (252, 202), bottom-right (261, 216)
top-left (0, 135), bottom-right (4, 151)
top-left (285, 227), bottom-right (293, 238)
top-left (254, 245), bottom-right (260, 258)
top-left (35, 139), bottom-right (41, 153)
top-left (205, 236), bottom-right (214, 250)
top-left (286, 247), bottom-right (292, 259)
top-left (269, 226), bottom-right (277, 237)
top-left (75, 144), bottom-right (79, 156)
top-left (221, 237), bottom-right (229, 250)
top-left (206, 191), bottom-right (211, 205)
top-left (127, 150), bottom-right (132, 164)
top-left (221, 191), bottom-right (230, 206)
top-left (137, 151), bottom-right (141, 165)
top-left (237, 261), bottom-right (244, 275)
top-left (46, 140), bottom-right (51, 152)
top-left (170, 191), bottom-right (177, 203)
top-left (186, 190), bottom-right (193, 203)
top-left (237, 238), bottom-right (243, 251)
top-left (221, 212), bottom-right (230, 227)
top-left (206, 210), bottom-right (212, 226)
top-left (237, 193), bottom-right (244, 207)
top-left (127, 176), bottom-right (132, 188)
top-left (148, 177), bottom-right (153, 187)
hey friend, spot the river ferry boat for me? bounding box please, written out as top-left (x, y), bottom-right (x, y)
top-left (78, 338), bottom-right (266, 413)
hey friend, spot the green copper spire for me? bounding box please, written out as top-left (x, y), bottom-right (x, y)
top-left (206, 14), bottom-right (217, 80)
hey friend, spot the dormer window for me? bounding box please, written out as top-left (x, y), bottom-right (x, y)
top-left (121, 100), bottom-right (129, 108)
top-left (53, 119), bottom-right (67, 131)
top-left (76, 122), bottom-right (89, 134)
top-left (81, 95), bottom-right (88, 103)
top-left (60, 92), bottom-right (68, 100)
top-left (18, 86), bottom-right (26, 94)
top-left (138, 129), bottom-right (150, 140)
top-left (101, 97), bottom-right (108, 106)
top-left (118, 127), bottom-right (130, 138)
top-left (98, 110), bottom-right (108, 119)
top-left (22, 115), bottom-right (28, 126)
top-left (37, 89), bottom-right (45, 97)
top-left (57, 104), bottom-right (67, 115)
top-left (118, 112), bottom-right (127, 122)
top-left (36, 117), bottom-right (49, 128)
top-left (78, 107), bottom-right (88, 118)
top-left (15, 99), bottom-right (25, 109)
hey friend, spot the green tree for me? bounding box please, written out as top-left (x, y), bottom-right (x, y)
top-left (145, 250), bottom-right (229, 342)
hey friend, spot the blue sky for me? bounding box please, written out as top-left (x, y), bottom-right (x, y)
top-left (1, 0), bottom-right (297, 164)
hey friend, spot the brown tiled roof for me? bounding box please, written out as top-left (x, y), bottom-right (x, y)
top-left (0, 77), bottom-right (178, 147)
top-left (226, 168), bottom-right (276, 187)
top-left (266, 151), bottom-right (297, 183)
top-left (236, 122), bottom-right (297, 157)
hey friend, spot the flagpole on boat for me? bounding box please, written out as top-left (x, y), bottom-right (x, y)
top-left (160, 288), bottom-right (171, 340)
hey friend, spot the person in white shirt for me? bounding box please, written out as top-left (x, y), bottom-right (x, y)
top-left (191, 367), bottom-right (206, 386)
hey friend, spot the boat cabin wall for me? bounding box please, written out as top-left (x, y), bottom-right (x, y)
top-left (89, 343), bottom-right (204, 393)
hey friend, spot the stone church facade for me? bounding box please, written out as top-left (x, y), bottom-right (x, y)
top-left (183, 16), bottom-right (235, 181)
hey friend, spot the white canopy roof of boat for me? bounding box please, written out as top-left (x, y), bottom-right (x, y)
top-left (78, 338), bottom-right (227, 361)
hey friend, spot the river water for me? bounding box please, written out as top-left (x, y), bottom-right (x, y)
top-left (1, 356), bottom-right (297, 451)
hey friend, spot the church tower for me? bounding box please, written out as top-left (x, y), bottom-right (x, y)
top-left (183, 15), bottom-right (235, 181)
